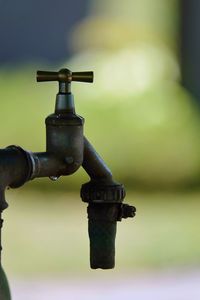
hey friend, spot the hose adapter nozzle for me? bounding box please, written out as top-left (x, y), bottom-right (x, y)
top-left (81, 182), bottom-right (136, 269)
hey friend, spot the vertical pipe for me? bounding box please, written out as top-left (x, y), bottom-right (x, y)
top-left (0, 213), bottom-right (11, 300)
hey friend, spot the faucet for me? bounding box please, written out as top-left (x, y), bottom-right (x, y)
top-left (0, 67), bottom-right (136, 298)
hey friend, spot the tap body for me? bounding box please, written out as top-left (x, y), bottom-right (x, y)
top-left (0, 68), bottom-right (136, 299)
top-left (0, 137), bottom-right (135, 271)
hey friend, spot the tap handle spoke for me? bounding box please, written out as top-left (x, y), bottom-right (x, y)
top-left (37, 68), bottom-right (94, 83)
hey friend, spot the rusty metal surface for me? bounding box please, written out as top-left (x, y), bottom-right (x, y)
top-left (0, 68), bottom-right (135, 297)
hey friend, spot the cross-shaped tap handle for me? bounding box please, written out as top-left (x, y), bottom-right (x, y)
top-left (37, 68), bottom-right (94, 83)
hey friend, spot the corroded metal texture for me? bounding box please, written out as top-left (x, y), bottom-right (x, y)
top-left (0, 68), bottom-right (135, 298)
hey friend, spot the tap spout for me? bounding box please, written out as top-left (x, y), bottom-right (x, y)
top-left (81, 137), bottom-right (135, 269)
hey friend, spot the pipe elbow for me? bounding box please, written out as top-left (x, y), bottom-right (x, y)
top-left (0, 146), bottom-right (32, 211)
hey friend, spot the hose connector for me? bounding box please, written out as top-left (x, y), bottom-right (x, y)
top-left (81, 181), bottom-right (136, 269)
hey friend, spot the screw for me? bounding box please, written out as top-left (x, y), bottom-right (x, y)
top-left (121, 204), bottom-right (136, 219)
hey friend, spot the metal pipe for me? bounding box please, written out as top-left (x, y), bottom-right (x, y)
top-left (30, 151), bottom-right (82, 178)
top-left (0, 146), bottom-right (32, 211)
top-left (0, 214), bottom-right (11, 299)
top-left (0, 147), bottom-right (31, 299)
top-left (30, 152), bottom-right (64, 178)
top-left (82, 137), bottom-right (113, 182)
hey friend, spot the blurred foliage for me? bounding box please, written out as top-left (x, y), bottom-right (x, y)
top-left (0, 65), bottom-right (200, 190)
top-left (73, 0), bottom-right (179, 53)
top-left (67, 0), bottom-right (200, 189)
top-left (0, 0), bottom-right (199, 190)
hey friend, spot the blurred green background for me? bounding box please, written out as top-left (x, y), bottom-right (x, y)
top-left (0, 0), bottom-right (200, 283)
